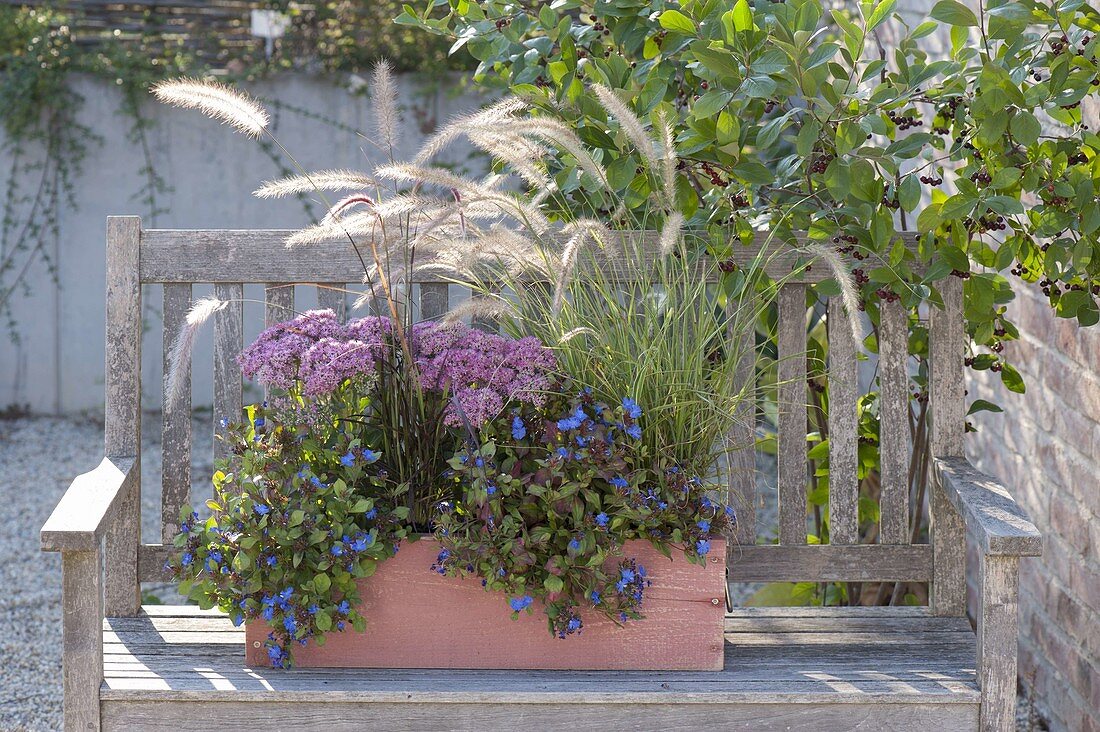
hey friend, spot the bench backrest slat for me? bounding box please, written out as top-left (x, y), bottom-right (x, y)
top-left (212, 284), bottom-right (243, 462)
top-left (776, 283), bottom-right (808, 545)
top-left (878, 299), bottom-right (912, 545)
top-left (728, 293), bottom-right (756, 546)
top-left (115, 218), bottom-right (967, 601)
top-left (826, 297), bottom-right (859, 545)
top-left (317, 283), bottom-right (347, 322)
top-left (161, 283), bottom-right (193, 542)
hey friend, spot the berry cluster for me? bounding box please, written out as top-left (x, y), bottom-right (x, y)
top-left (887, 109), bottom-right (923, 131)
top-left (919, 174), bottom-right (944, 185)
top-left (809, 151), bottom-right (834, 174)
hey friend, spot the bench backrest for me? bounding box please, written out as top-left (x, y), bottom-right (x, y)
top-left (107, 216), bottom-right (966, 609)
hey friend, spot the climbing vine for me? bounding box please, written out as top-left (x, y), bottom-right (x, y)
top-left (0, 2), bottom-right (473, 339)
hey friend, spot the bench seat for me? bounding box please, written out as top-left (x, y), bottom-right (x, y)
top-left (100, 605), bottom-right (980, 731)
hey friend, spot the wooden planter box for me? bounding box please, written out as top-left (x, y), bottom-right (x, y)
top-left (245, 538), bottom-right (726, 671)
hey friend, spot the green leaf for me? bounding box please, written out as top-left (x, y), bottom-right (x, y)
top-left (693, 90), bottom-right (734, 118)
top-left (544, 575), bottom-right (565, 593)
top-left (931, 0), bottom-right (978, 26)
top-left (732, 0), bottom-right (754, 32)
top-left (314, 573), bottom-right (331, 593)
top-left (967, 399), bottom-right (1004, 415)
top-left (1010, 111), bottom-right (1041, 146)
top-left (899, 175), bottom-right (921, 211)
top-left (804, 42), bottom-right (839, 69)
top-left (865, 0), bottom-right (897, 30)
top-left (658, 9), bottom-right (697, 34)
top-left (717, 111), bottom-right (740, 146)
top-left (1000, 363), bottom-right (1026, 393)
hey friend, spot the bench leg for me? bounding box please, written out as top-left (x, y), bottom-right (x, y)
top-left (62, 549), bottom-right (103, 732)
top-left (977, 554), bottom-right (1019, 732)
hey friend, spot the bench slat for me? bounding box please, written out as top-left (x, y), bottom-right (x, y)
top-left (213, 284), bottom-right (243, 462)
top-left (928, 277), bottom-right (967, 615)
top-left (419, 282), bottom-right (448, 321)
top-left (776, 284), bottom-right (807, 545)
top-left (161, 283), bottom-right (192, 543)
top-left (137, 229), bottom-right (873, 285)
top-left (727, 544), bottom-right (931, 582)
top-left (265, 283), bottom-right (294, 328)
top-left (316, 283), bottom-right (346, 322)
top-left (826, 298), bottom-right (858, 545)
top-left (878, 299), bottom-right (910, 545)
top-left (729, 308), bottom-right (756, 546)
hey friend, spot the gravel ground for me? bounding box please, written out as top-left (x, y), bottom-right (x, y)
top-left (0, 415), bottom-right (1044, 730)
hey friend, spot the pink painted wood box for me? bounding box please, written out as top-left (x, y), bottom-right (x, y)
top-left (245, 537), bottom-right (726, 671)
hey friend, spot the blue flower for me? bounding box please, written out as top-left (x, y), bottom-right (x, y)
top-left (279, 587), bottom-right (294, 603)
top-left (219, 417), bottom-right (229, 429)
top-left (697, 519), bottom-right (711, 532)
top-left (621, 568), bottom-right (635, 583)
top-left (362, 449), bottom-right (379, 463)
top-left (610, 476), bottom-right (629, 489)
top-left (568, 537), bottom-right (581, 552)
top-left (511, 415), bottom-right (527, 440)
top-left (556, 447), bottom-right (570, 459)
top-left (310, 476), bottom-right (324, 489)
top-left (267, 643), bottom-right (285, 667)
top-left (340, 451), bottom-right (356, 467)
top-left (509, 595), bottom-right (533, 612)
top-left (626, 423), bottom-right (642, 440)
top-left (181, 552), bottom-right (193, 566)
top-left (615, 579), bottom-right (628, 593)
top-left (330, 544), bottom-right (344, 557)
top-left (265, 555), bottom-right (277, 568)
top-left (337, 600), bottom-right (351, 615)
top-left (474, 456), bottom-right (485, 468)
top-left (567, 616), bottom-right (582, 633)
top-left (283, 615), bottom-right (297, 634)
top-left (308, 604), bottom-right (319, 615)
top-left (622, 397), bottom-right (642, 419)
top-left (696, 539), bottom-right (711, 555)
top-left (486, 483), bottom-right (497, 496)
top-left (437, 549), bottom-right (451, 563)
top-left (725, 505), bottom-right (736, 520)
top-left (336, 620), bottom-right (346, 631)
top-left (556, 406), bottom-right (587, 431)
top-left (364, 507), bottom-right (377, 520)
top-left (253, 417), bottom-right (265, 428)
top-left (262, 605), bottom-right (274, 621)
top-left (254, 503), bottom-right (271, 516)
top-left (590, 590), bottom-right (601, 604)
top-left (233, 614), bottom-right (243, 627)
top-left (595, 512), bottom-right (609, 528)
top-left (351, 535), bottom-right (371, 552)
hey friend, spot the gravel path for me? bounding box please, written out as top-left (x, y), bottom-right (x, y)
top-left (0, 414), bottom-right (211, 731)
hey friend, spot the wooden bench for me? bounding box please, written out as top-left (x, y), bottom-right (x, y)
top-left (41, 217), bottom-right (1043, 731)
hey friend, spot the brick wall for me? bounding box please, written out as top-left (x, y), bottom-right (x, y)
top-left (968, 285), bottom-right (1100, 731)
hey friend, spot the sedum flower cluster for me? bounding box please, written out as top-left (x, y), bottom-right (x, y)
top-left (238, 309), bottom-right (555, 428)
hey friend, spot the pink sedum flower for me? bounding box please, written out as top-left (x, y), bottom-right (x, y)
top-left (238, 312), bottom-right (556, 427)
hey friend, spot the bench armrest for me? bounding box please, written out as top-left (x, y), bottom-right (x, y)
top-left (41, 456), bottom-right (138, 552)
top-left (932, 456), bottom-right (1042, 557)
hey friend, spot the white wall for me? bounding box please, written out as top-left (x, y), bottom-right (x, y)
top-left (0, 73), bottom-right (487, 414)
